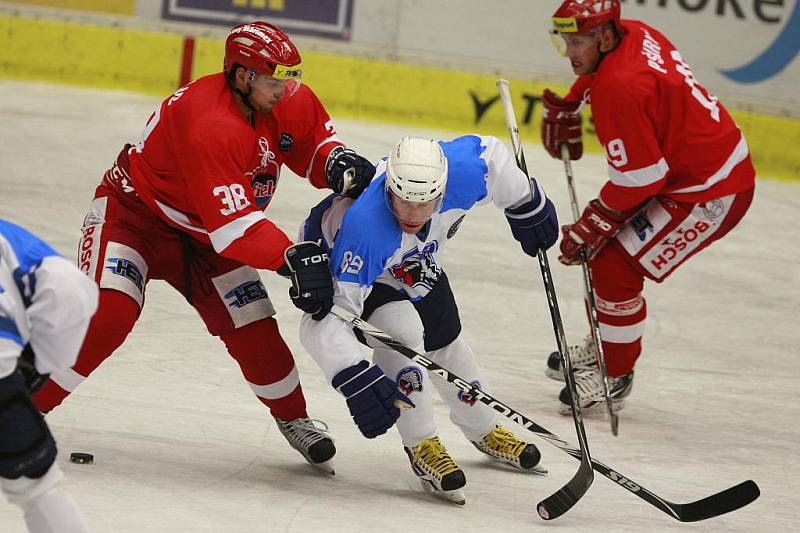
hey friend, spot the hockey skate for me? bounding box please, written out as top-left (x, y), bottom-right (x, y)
top-left (545, 335), bottom-right (597, 381)
top-left (405, 436), bottom-right (467, 505)
top-left (471, 424), bottom-right (547, 475)
top-left (275, 417), bottom-right (336, 476)
top-left (558, 367), bottom-right (634, 416)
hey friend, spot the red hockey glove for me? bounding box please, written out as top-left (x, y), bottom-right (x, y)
top-left (541, 89), bottom-right (583, 161)
top-left (559, 199), bottom-right (630, 265)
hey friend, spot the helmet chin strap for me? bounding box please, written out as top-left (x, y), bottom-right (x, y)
top-left (228, 67), bottom-right (258, 119)
top-left (233, 84), bottom-right (257, 114)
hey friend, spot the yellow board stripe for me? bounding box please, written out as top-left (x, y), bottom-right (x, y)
top-left (7, 0), bottom-right (135, 16)
top-left (1, 15), bottom-right (797, 182)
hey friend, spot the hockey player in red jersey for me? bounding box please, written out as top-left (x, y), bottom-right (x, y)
top-left (31, 21), bottom-right (377, 474)
top-left (541, 0), bottom-right (755, 415)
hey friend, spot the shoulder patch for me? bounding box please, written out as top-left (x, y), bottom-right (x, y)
top-left (279, 132), bottom-right (293, 152)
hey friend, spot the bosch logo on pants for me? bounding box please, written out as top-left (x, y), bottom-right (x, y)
top-left (649, 220), bottom-right (711, 272)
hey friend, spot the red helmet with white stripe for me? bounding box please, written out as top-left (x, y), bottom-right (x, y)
top-left (223, 21), bottom-right (302, 83)
top-left (551, 0), bottom-right (621, 36)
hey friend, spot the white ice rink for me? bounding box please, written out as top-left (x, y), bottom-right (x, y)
top-left (1, 80), bottom-right (798, 532)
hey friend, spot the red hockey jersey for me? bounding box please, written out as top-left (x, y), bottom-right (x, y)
top-left (126, 73), bottom-right (342, 268)
top-left (567, 20), bottom-right (755, 212)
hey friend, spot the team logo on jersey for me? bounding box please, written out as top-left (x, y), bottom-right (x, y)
top-left (105, 257), bottom-right (144, 292)
top-left (701, 199), bottom-right (725, 221)
top-left (252, 174), bottom-right (278, 208)
top-left (447, 215), bottom-right (466, 239)
top-left (457, 380), bottom-right (481, 406)
top-left (247, 136), bottom-right (281, 209)
top-left (279, 132), bottom-right (293, 152)
top-left (397, 367), bottom-right (423, 395)
top-left (224, 280), bottom-right (268, 308)
top-left (389, 242), bottom-right (442, 291)
top-left (629, 212), bottom-right (655, 242)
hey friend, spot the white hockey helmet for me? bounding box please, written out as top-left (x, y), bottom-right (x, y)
top-left (385, 137), bottom-right (448, 204)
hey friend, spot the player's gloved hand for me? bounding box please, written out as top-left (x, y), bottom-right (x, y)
top-left (276, 241), bottom-right (334, 320)
top-left (559, 199), bottom-right (630, 265)
top-left (541, 89), bottom-right (583, 160)
top-left (16, 343), bottom-right (48, 394)
top-left (326, 146), bottom-right (376, 199)
top-left (331, 360), bottom-right (414, 439)
top-left (505, 181), bottom-right (559, 257)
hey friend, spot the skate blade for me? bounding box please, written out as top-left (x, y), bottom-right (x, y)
top-left (310, 459), bottom-right (335, 476)
top-left (545, 368), bottom-right (566, 382)
top-left (484, 455), bottom-right (549, 475)
top-left (421, 480), bottom-right (466, 506)
top-left (558, 400), bottom-right (625, 416)
top-left (528, 463), bottom-right (549, 475)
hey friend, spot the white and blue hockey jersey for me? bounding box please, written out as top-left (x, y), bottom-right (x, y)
top-left (299, 135), bottom-right (544, 382)
top-left (0, 220), bottom-right (98, 380)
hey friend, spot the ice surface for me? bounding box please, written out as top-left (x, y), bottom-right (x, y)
top-left (1, 80), bottom-right (797, 532)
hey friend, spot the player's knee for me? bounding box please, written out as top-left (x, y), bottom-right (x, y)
top-left (367, 301), bottom-right (423, 349)
top-left (0, 374), bottom-right (57, 482)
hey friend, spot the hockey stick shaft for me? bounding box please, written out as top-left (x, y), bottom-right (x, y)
top-left (496, 78), bottom-right (594, 519)
top-left (331, 305), bottom-right (760, 522)
top-left (559, 146), bottom-right (619, 435)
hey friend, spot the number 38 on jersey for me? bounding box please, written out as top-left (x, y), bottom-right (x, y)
top-left (213, 184), bottom-right (251, 215)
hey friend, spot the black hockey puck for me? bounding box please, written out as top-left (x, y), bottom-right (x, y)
top-left (70, 452), bottom-right (94, 464)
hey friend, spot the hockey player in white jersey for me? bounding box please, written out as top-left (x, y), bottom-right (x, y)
top-left (297, 135), bottom-right (559, 503)
top-left (0, 219), bottom-right (98, 533)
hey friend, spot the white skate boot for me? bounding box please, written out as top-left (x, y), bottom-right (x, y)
top-left (405, 436), bottom-right (467, 505)
top-left (275, 417), bottom-right (336, 475)
top-left (558, 367), bottom-right (634, 415)
top-left (545, 335), bottom-right (598, 381)
top-left (472, 424), bottom-right (547, 474)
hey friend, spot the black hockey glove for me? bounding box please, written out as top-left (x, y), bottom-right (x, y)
top-left (17, 343), bottom-right (49, 394)
top-left (325, 146), bottom-right (375, 199)
top-left (277, 241), bottom-right (334, 321)
top-left (332, 360), bottom-right (413, 439)
top-left (505, 181), bottom-right (559, 257)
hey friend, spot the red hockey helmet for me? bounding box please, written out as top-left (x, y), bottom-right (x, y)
top-left (551, 0), bottom-right (621, 36)
top-left (223, 21), bottom-right (303, 93)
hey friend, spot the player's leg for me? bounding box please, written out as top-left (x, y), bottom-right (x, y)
top-left (365, 298), bottom-right (466, 502)
top-left (557, 189), bottom-right (755, 414)
top-left (32, 191), bottom-right (149, 413)
top-left (1, 372), bottom-right (89, 533)
top-left (412, 275), bottom-right (545, 473)
top-left (556, 243), bottom-right (642, 415)
top-left (172, 240), bottom-right (335, 472)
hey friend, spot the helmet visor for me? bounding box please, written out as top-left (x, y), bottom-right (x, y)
top-left (549, 28), bottom-right (601, 57)
top-left (249, 63), bottom-right (303, 99)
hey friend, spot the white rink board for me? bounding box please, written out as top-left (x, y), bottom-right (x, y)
top-left (0, 80), bottom-right (798, 532)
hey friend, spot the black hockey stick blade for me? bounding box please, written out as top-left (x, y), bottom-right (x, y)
top-left (669, 479), bottom-right (760, 522)
top-left (537, 458), bottom-right (593, 520)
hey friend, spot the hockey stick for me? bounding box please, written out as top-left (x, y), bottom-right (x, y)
top-left (496, 78), bottom-right (593, 520)
top-left (559, 145), bottom-right (619, 435)
top-left (331, 305), bottom-right (760, 522)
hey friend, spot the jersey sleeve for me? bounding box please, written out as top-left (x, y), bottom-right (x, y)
top-left (27, 256), bottom-right (99, 375)
top-left (275, 85), bottom-right (344, 189)
top-left (297, 190), bottom-right (387, 384)
top-left (178, 119), bottom-right (291, 267)
top-left (592, 77), bottom-right (668, 212)
top-left (477, 135), bottom-right (536, 209)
